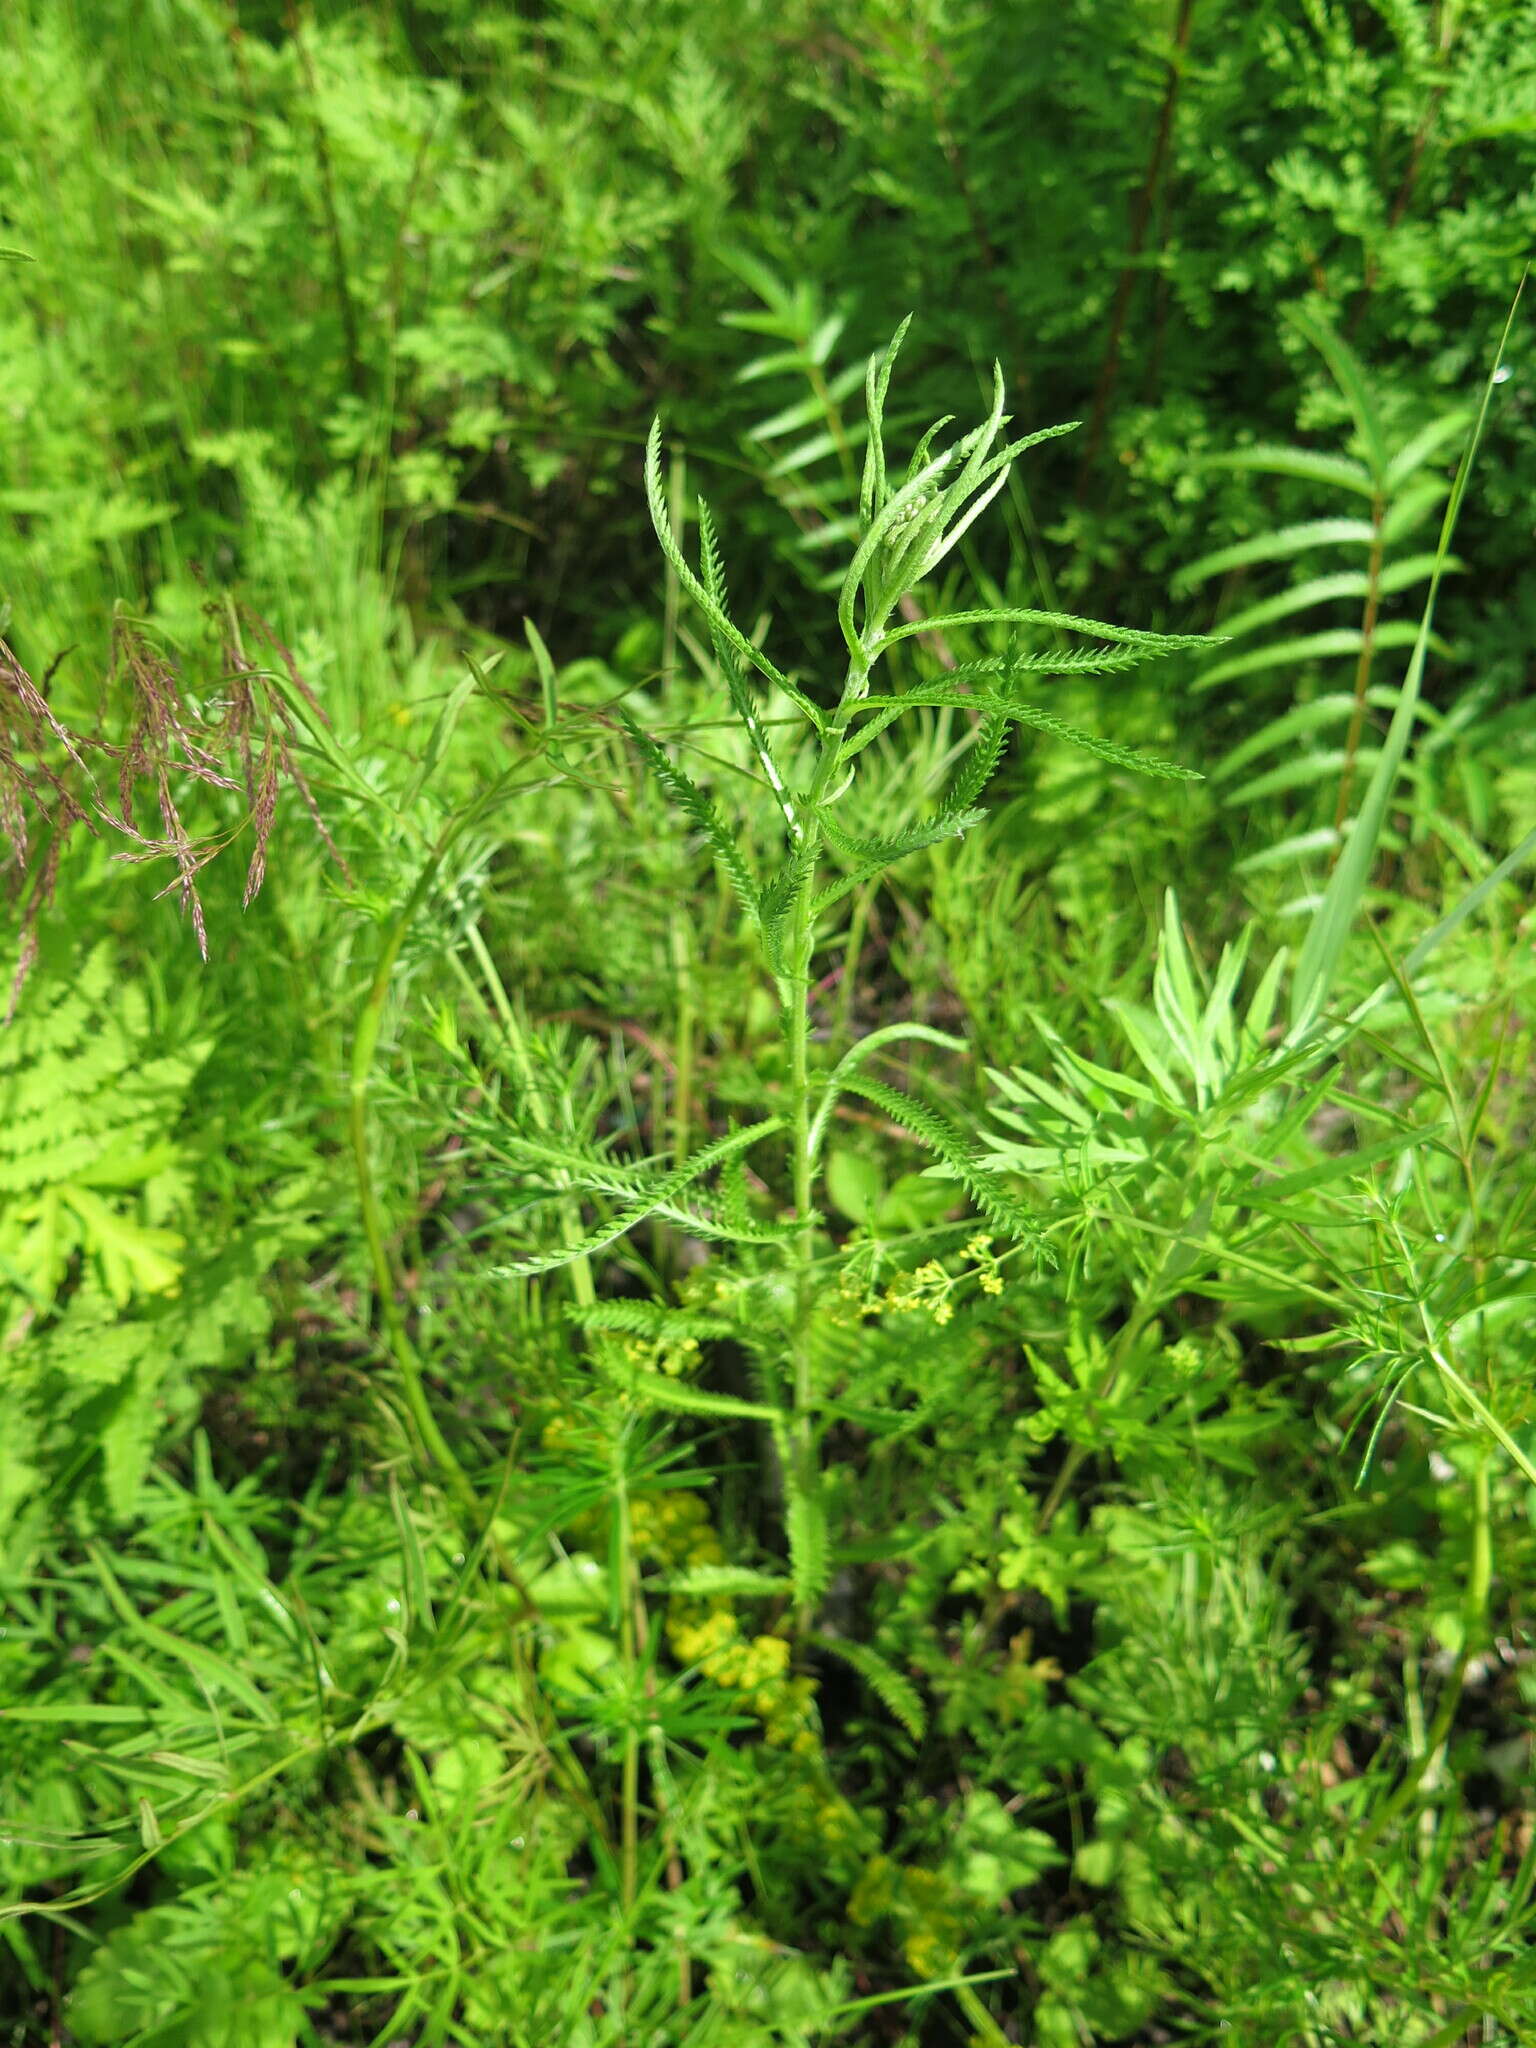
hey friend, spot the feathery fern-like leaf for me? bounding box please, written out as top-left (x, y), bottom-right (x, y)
top-left (809, 1634), bottom-right (926, 1742)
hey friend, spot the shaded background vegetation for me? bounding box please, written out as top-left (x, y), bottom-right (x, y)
top-left (4, 3), bottom-right (1536, 2044)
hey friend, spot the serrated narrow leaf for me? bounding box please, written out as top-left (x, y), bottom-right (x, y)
top-left (490, 1119), bottom-right (782, 1278)
top-left (1174, 520), bottom-right (1377, 591)
top-left (645, 419), bottom-right (823, 729)
top-left (1194, 621), bottom-right (1434, 694)
top-left (876, 607), bottom-right (1209, 655)
top-left (842, 1073), bottom-right (1045, 1250)
top-left (809, 1635), bottom-right (926, 1741)
top-left (654, 1565), bottom-right (793, 1598)
top-left (845, 687), bottom-right (1199, 781)
top-left (607, 1372), bottom-right (781, 1424)
top-left (1201, 444), bottom-right (1376, 497)
top-left (622, 710), bottom-right (762, 919)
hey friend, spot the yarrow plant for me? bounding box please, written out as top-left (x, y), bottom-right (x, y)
top-left (487, 320), bottom-right (1210, 1623)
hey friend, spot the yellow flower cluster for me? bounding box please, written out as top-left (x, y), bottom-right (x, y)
top-left (880, 1235), bottom-right (1008, 1324)
top-left (848, 1857), bottom-right (965, 1982)
top-left (883, 1259), bottom-right (957, 1324)
top-left (616, 1488), bottom-right (819, 1751)
top-left (615, 1332), bottom-right (702, 1379)
top-left (825, 1267), bottom-right (878, 1328)
top-left (628, 1485), bottom-right (720, 1566)
top-left (538, 1419), bottom-right (822, 1750)
top-left (667, 1595), bottom-right (818, 1749)
top-left (965, 1233), bottom-right (1005, 1295)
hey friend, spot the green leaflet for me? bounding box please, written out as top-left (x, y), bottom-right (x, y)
top-left (621, 709), bottom-right (761, 926)
top-left (840, 1073), bottom-right (1047, 1253)
top-left (490, 1118), bottom-right (782, 1279)
top-left (566, 1300), bottom-right (736, 1342)
top-left (784, 1469), bottom-right (833, 1610)
top-left (842, 686), bottom-right (1200, 781)
top-left (600, 1369), bottom-right (780, 1426)
top-left (812, 807), bottom-right (986, 917)
top-left (643, 418), bottom-right (823, 729)
top-left (808, 1635), bottom-right (926, 1742)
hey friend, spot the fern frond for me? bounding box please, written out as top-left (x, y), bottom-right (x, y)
top-left (811, 809), bottom-right (985, 917)
top-left (565, 1301), bottom-right (734, 1342)
top-left (644, 419), bottom-right (823, 730)
top-left (842, 1073), bottom-right (1046, 1253)
top-left (843, 687), bottom-right (1199, 781)
top-left (696, 500), bottom-right (801, 844)
top-left (489, 1118), bottom-right (782, 1279)
top-left (809, 1635), bottom-right (926, 1742)
top-left (621, 711), bottom-right (760, 922)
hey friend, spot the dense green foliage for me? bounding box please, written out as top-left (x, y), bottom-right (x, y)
top-left (4, 3), bottom-right (1536, 2044)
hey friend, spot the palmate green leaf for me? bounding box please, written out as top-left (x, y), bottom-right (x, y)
top-left (809, 1635), bottom-right (926, 1742)
top-left (488, 1117), bottom-right (782, 1278)
top-left (643, 418), bottom-right (823, 729)
top-left (620, 709), bottom-right (760, 922)
top-left (843, 686), bottom-right (1199, 781)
